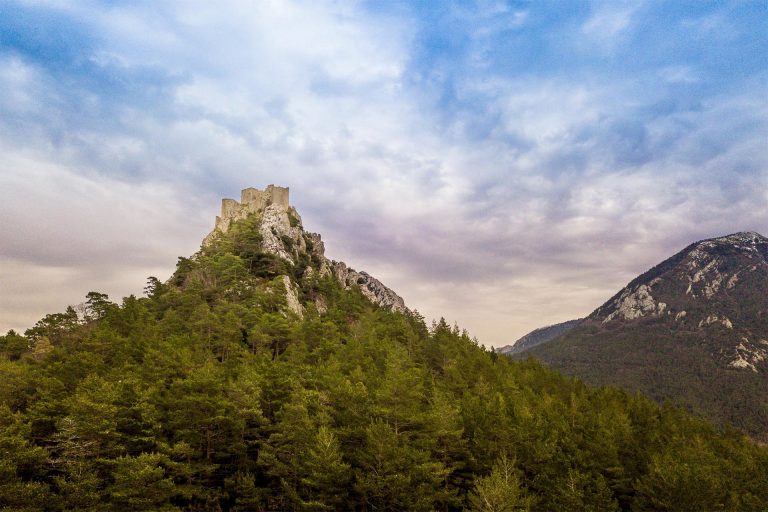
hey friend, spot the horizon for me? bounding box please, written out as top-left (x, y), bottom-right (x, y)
top-left (1, 1), bottom-right (766, 347)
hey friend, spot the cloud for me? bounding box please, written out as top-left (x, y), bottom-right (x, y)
top-left (0, 0), bottom-right (765, 345)
top-left (0, 146), bottom-right (211, 333)
top-left (658, 65), bottom-right (698, 84)
top-left (580, 1), bottom-right (645, 49)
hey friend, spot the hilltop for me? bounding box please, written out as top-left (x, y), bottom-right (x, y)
top-left (202, 185), bottom-right (406, 314)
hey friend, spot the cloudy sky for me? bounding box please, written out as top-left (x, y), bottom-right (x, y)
top-left (1, 0), bottom-right (766, 347)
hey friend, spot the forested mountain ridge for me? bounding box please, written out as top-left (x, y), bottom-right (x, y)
top-left (519, 231), bottom-right (768, 441)
top-left (1, 193), bottom-right (767, 511)
top-left (496, 319), bottom-right (583, 356)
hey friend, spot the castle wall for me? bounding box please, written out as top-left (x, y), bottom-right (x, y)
top-left (267, 185), bottom-right (289, 208)
top-left (214, 216), bottom-right (232, 233)
top-left (206, 185), bottom-right (292, 241)
top-left (221, 198), bottom-right (240, 218)
top-left (240, 187), bottom-right (265, 208)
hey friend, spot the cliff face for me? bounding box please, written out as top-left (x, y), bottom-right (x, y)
top-left (203, 186), bottom-right (406, 315)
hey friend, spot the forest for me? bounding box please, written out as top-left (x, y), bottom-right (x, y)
top-left (1, 214), bottom-right (767, 511)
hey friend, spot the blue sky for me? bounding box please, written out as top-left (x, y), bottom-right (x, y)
top-left (1, 0), bottom-right (766, 345)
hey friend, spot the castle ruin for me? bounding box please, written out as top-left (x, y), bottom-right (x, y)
top-left (201, 184), bottom-right (407, 313)
top-left (213, 184), bottom-right (290, 234)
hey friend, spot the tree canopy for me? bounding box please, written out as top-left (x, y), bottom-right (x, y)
top-left (0, 215), bottom-right (766, 511)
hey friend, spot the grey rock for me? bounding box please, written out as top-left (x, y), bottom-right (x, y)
top-left (204, 185), bottom-right (407, 313)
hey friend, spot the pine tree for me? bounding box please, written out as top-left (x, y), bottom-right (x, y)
top-left (469, 454), bottom-right (532, 512)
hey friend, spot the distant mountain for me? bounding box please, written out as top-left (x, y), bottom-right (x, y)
top-left (518, 232), bottom-right (768, 440)
top-left (496, 319), bottom-right (582, 355)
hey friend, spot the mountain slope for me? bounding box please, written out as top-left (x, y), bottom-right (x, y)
top-left (521, 231), bottom-right (768, 440)
top-left (1, 196), bottom-right (767, 511)
top-left (496, 319), bottom-right (582, 355)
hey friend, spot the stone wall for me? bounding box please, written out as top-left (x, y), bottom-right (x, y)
top-left (240, 187), bottom-right (267, 211)
top-left (268, 185), bottom-right (289, 208)
top-left (208, 185), bottom-right (291, 239)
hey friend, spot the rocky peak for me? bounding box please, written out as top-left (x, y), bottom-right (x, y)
top-left (590, 231), bottom-right (768, 372)
top-left (707, 231), bottom-right (767, 246)
top-left (330, 261), bottom-right (407, 312)
top-left (685, 231), bottom-right (767, 268)
top-left (203, 186), bottom-right (407, 314)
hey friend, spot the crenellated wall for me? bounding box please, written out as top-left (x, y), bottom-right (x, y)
top-left (203, 185), bottom-right (291, 245)
top-left (211, 185), bottom-right (289, 232)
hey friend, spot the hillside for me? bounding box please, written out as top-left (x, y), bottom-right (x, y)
top-left (1, 191), bottom-right (767, 511)
top-left (521, 232), bottom-right (768, 441)
top-left (496, 319), bottom-right (582, 356)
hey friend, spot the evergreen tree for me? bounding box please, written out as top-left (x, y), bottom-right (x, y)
top-left (469, 454), bottom-right (532, 512)
top-left (0, 212), bottom-right (765, 511)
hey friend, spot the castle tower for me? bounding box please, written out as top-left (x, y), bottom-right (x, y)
top-left (208, 185), bottom-right (292, 240)
top-left (265, 185), bottom-right (289, 208)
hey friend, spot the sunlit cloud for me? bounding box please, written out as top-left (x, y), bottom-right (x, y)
top-left (0, 0), bottom-right (765, 345)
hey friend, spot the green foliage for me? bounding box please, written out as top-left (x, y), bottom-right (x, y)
top-left (469, 454), bottom-right (532, 512)
top-left (24, 307), bottom-right (79, 344)
top-left (85, 291), bottom-right (116, 320)
top-left (107, 453), bottom-right (178, 511)
top-left (0, 331), bottom-right (29, 361)
top-left (287, 210), bottom-right (300, 228)
top-left (527, 319), bottom-right (768, 441)
top-left (1, 215), bottom-right (766, 511)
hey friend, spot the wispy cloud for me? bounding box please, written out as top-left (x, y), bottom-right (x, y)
top-left (0, 0), bottom-right (765, 344)
top-left (580, 0), bottom-right (645, 49)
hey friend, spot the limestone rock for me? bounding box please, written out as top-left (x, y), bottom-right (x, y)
top-left (727, 337), bottom-right (767, 372)
top-left (280, 275), bottom-right (304, 318)
top-left (601, 284), bottom-right (667, 323)
top-left (331, 261), bottom-right (407, 313)
top-left (204, 185), bottom-right (407, 313)
top-left (258, 204), bottom-right (305, 263)
top-left (699, 314), bottom-right (733, 329)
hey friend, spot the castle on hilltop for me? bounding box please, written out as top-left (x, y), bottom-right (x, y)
top-left (202, 184), bottom-right (407, 313)
top-left (213, 184), bottom-right (290, 235)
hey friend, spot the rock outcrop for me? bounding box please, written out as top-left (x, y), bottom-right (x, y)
top-left (280, 275), bottom-right (304, 317)
top-left (331, 261), bottom-right (407, 312)
top-left (587, 231), bottom-right (768, 372)
top-left (204, 186), bottom-right (406, 314)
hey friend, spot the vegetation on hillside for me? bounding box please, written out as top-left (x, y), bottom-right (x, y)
top-left (1, 215), bottom-right (767, 511)
top-left (525, 317), bottom-right (768, 443)
top-left (522, 234), bottom-right (768, 442)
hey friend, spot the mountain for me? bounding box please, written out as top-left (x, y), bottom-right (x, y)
top-left (519, 231), bottom-right (768, 440)
top-left (1, 193), bottom-right (767, 511)
top-left (496, 319), bottom-right (582, 355)
top-left (202, 185), bottom-right (406, 315)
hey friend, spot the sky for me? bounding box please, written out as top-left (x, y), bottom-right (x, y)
top-left (0, 0), bottom-right (766, 347)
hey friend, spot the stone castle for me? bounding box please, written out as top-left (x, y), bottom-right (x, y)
top-left (202, 184), bottom-right (407, 314)
top-left (213, 184), bottom-right (290, 235)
